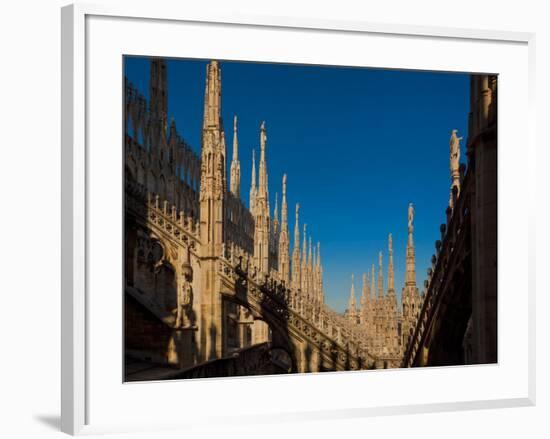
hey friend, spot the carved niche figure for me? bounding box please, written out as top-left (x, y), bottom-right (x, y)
top-left (175, 247), bottom-right (195, 328)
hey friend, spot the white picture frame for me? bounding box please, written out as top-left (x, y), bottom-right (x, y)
top-left (61, 3), bottom-right (536, 436)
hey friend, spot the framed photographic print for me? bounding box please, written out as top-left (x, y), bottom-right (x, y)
top-left (61, 3), bottom-right (536, 435)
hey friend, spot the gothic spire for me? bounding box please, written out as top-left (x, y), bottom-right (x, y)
top-left (277, 175), bottom-right (290, 284)
top-left (371, 264), bottom-right (376, 301)
top-left (388, 233), bottom-right (395, 294)
top-left (202, 60), bottom-right (221, 130)
top-left (249, 149), bottom-right (256, 211)
top-left (150, 58), bottom-right (167, 123)
top-left (293, 203), bottom-right (300, 253)
top-left (258, 121), bottom-right (268, 200)
top-left (273, 192), bottom-right (279, 233)
top-left (301, 223), bottom-right (308, 292)
top-left (378, 251), bottom-right (384, 298)
top-left (348, 274), bottom-right (357, 311)
top-left (361, 272), bottom-right (369, 307)
top-left (317, 242), bottom-right (324, 303)
top-left (281, 175), bottom-right (288, 229)
top-left (230, 115), bottom-right (241, 198)
top-left (252, 122), bottom-right (270, 274)
top-left (316, 242), bottom-right (321, 268)
top-left (406, 203), bottom-right (417, 287)
top-left (308, 237), bottom-right (313, 270)
top-left (302, 224), bottom-right (307, 265)
top-left (199, 60), bottom-right (225, 259)
top-left (291, 203), bottom-right (301, 289)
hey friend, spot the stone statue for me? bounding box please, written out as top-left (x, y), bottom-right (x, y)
top-left (175, 248), bottom-right (195, 328)
top-left (388, 233), bottom-right (393, 253)
top-left (408, 203), bottom-right (414, 232)
top-left (450, 129), bottom-right (462, 175)
top-left (260, 121), bottom-right (267, 149)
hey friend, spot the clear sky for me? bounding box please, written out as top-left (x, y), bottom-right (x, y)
top-left (125, 56), bottom-right (470, 313)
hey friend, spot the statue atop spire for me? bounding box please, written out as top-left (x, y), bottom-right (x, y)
top-left (281, 175), bottom-right (288, 229)
top-left (252, 121), bottom-right (270, 273)
top-left (230, 115), bottom-right (241, 198)
top-left (257, 121), bottom-right (269, 212)
top-left (449, 129), bottom-right (462, 208)
top-left (408, 202), bottom-right (414, 234)
top-left (294, 203), bottom-right (300, 244)
top-left (405, 203), bottom-right (417, 287)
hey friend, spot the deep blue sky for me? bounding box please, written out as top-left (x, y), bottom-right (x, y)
top-left (125, 56), bottom-right (470, 312)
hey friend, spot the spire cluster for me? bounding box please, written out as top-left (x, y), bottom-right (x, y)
top-left (346, 203), bottom-right (423, 357)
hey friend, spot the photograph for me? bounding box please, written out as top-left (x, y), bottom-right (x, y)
top-left (123, 56), bottom-right (497, 382)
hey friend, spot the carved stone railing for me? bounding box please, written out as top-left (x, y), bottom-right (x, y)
top-left (402, 165), bottom-right (472, 367)
top-left (126, 179), bottom-right (201, 251)
top-left (168, 343), bottom-right (273, 379)
top-left (215, 254), bottom-right (376, 370)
